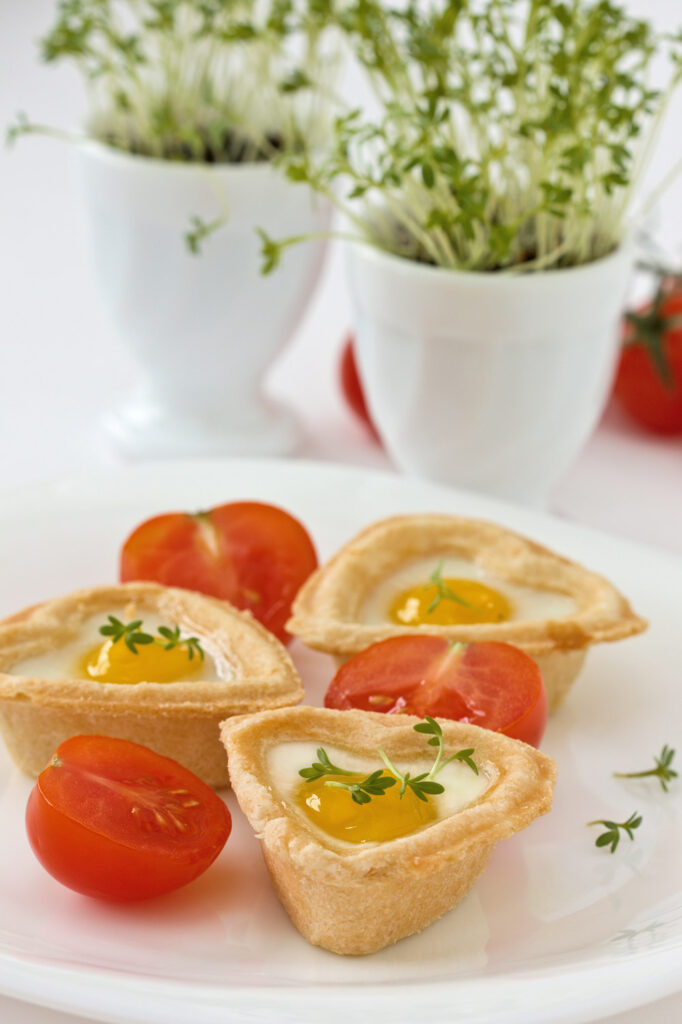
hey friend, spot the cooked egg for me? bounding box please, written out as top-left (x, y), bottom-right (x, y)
top-left (268, 741), bottom-right (492, 848)
top-left (361, 555), bottom-right (577, 626)
top-left (11, 608), bottom-right (228, 685)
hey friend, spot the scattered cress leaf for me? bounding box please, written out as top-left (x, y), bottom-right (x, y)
top-left (614, 745), bottom-right (677, 792)
top-left (588, 812), bottom-right (643, 853)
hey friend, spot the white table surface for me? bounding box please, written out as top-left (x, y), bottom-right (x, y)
top-left (1, 2), bottom-right (682, 1021)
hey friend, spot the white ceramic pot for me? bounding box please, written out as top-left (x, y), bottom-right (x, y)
top-left (347, 243), bottom-right (633, 505)
top-left (73, 142), bottom-right (330, 457)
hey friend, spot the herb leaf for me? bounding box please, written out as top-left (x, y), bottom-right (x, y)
top-left (298, 748), bottom-right (357, 781)
top-left (99, 616), bottom-right (153, 655)
top-left (98, 617), bottom-right (204, 660)
top-left (588, 812), bottom-right (643, 853)
top-left (298, 717), bottom-right (478, 808)
top-left (426, 562), bottom-right (476, 614)
top-left (325, 769), bottom-right (397, 805)
top-left (614, 745), bottom-right (677, 792)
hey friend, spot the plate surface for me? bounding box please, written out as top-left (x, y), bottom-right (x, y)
top-left (0, 458), bottom-right (680, 1024)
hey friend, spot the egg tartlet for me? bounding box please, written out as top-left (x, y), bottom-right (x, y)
top-left (287, 515), bottom-right (647, 710)
top-left (0, 583), bottom-right (302, 787)
top-left (220, 706), bottom-right (556, 955)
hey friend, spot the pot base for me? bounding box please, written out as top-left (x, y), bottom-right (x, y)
top-left (104, 399), bottom-right (300, 459)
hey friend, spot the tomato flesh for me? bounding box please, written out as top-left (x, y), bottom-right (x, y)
top-left (119, 501), bottom-right (318, 644)
top-left (26, 735), bottom-right (232, 901)
top-left (324, 636), bottom-right (547, 747)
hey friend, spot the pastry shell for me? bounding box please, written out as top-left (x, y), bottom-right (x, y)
top-left (0, 582), bottom-right (303, 787)
top-left (220, 705), bottom-right (556, 955)
top-left (287, 515), bottom-right (647, 710)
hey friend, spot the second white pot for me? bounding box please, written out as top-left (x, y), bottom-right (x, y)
top-left (347, 243), bottom-right (633, 505)
top-left (74, 142), bottom-right (330, 458)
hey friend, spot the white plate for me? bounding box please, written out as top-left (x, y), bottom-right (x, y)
top-left (0, 458), bottom-right (680, 1024)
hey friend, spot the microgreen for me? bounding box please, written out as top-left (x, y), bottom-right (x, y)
top-left (12, 0), bottom-right (341, 169)
top-left (99, 616), bottom-right (155, 655)
top-left (298, 748), bottom-right (359, 781)
top-left (299, 717), bottom-right (478, 806)
top-left (324, 770), bottom-right (397, 805)
top-left (588, 812), bottom-right (643, 853)
top-left (263, 0), bottom-right (682, 274)
top-left (99, 616), bottom-right (204, 660)
top-left (426, 562), bottom-right (476, 614)
top-left (157, 625), bottom-right (205, 662)
top-left (184, 215), bottom-right (228, 257)
top-left (614, 745), bottom-right (677, 793)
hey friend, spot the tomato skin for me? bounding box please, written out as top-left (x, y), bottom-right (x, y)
top-left (613, 291), bottom-right (682, 435)
top-left (120, 500), bottom-right (318, 644)
top-left (324, 636), bottom-right (547, 747)
top-left (339, 336), bottom-right (380, 439)
top-left (25, 736), bottom-right (231, 901)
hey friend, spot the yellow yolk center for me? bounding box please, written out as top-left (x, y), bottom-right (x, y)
top-left (296, 773), bottom-right (437, 843)
top-left (78, 638), bottom-right (202, 685)
top-left (390, 578), bottom-right (512, 626)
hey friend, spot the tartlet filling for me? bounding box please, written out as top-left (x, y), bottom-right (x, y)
top-left (268, 740), bottom-right (493, 848)
top-left (10, 607), bottom-right (229, 685)
top-left (361, 555), bottom-right (577, 626)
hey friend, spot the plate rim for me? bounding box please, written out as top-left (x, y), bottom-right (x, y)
top-left (0, 456), bottom-right (680, 1024)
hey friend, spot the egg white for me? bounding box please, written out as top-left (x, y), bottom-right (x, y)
top-left (10, 607), bottom-right (230, 683)
top-left (361, 554), bottom-right (576, 625)
top-left (268, 740), bottom-right (493, 849)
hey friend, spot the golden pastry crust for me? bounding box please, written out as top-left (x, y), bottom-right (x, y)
top-left (0, 583), bottom-right (302, 786)
top-left (287, 515), bottom-right (647, 709)
top-left (221, 706), bottom-right (556, 955)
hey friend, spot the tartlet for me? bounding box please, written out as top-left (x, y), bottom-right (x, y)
top-left (0, 582), bottom-right (302, 787)
top-left (220, 706), bottom-right (556, 955)
top-left (287, 514), bottom-right (647, 710)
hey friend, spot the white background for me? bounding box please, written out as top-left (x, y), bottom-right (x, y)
top-left (1, 0), bottom-right (681, 553)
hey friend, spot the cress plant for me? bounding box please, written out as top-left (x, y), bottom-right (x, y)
top-left (8, 0), bottom-right (340, 165)
top-left (262, 0), bottom-right (682, 273)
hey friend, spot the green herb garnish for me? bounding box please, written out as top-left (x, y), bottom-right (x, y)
top-left (323, 770), bottom-right (397, 805)
top-left (588, 812), bottom-right (643, 853)
top-left (426, 562), bottom-right (476, 614)
top-left (157, 625), bottom-right (205, 661)
top-left (99, 617), bottom-right (155, 655)
top-left (299, 717), bottom-right (477, 806)
top-left (614, 745), bottom-right (677, 793)
top-left (99, 616), bottom-right (204, 660)
top-left (184, 214), bottom-right (229, 256)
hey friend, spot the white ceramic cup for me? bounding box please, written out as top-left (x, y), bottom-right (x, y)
top-left (73, 142), bottom-right (330, 458)
top-left (347, 242), bottom-right (634, 505)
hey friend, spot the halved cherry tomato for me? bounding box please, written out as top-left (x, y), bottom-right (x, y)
top-left (120, 501), bottom-right (318, 644)
top-left (26, 735), bottom-right (231, 901)
top-left (324, 636), bottom-right (547, 747)
top-left (339, 335), bottom-right (380, 440)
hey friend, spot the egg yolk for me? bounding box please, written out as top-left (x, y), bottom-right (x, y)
top-left (78, 638), bottom-right (203, 685)
top-left (296, 773), bottom-right (437, 843)
top-left (389, 578), bottom-right (511, 626)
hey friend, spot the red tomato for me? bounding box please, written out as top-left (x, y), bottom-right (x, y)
top-left (339, 335), bottom-right (380, 439)
top-left (324, 636), bottom-right (547, 747)
top-left (26, 735), bottom-right (231, 901)
top-left (120, 501), bottom-right (318, 644)
top-left (613, 281), bottom-right (682, 435)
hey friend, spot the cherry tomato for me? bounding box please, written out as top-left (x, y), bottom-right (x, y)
top-left (26, 735), bottom-right (231, 901)
top-left (613, 280), bottom-right (682, 435)
top-left (120, 501), bottom-right (318, 645)
top-left (339, 335), bottom-right (380, 439)
top-left (324, 636), bottom-right (547, 747)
